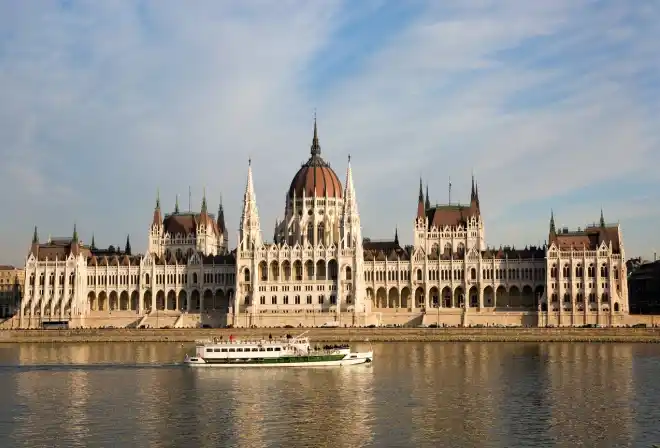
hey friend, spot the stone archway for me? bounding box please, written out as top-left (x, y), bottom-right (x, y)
top-left (414, 287), bottom-right (425, 308)
top-left (521, 285), bottom-right (534, 308)
top-left (483, 286), bottom-right (494, 307)
top-left (203, 289), bottom-right (213, 311)
top-left (376, 287), bottom-right (387, 308)
top-left (88, 291), bottom-right (97, 311)
top-left (429, 286), bottom-right (439, 308)
top-left (190, 290), bottom-right (200, 310)
top-left (98, 291), bottom-right (107, 311)
top-left (109, 291), bottom-right (118, 311)
top-left (130, 291), bottom-right (138, 311)
top-left (178, 290), bottom-right (188, 311)
top-left (119, 291), bottom-right (129, 310)
top-left (400, 287), bottom-right (411, 309)
top-left (453, 287), bottom-right (464, 308)
top-left (167, 290), bottom-right (177, 310)
top-left (143, 291), bottom-right (152, 311)
top-left (442, 286), bottom-right (452, 308)
top-left (388, 287), bottom-right (399, 308)
top-left (509, 286), bottom-right (521, 307)
top-left (214, 290), bottom-right (228, 312)
top-left (495, 285), bottom-right (507, 308)
top-left (155, 290), bottom-right (165, 310)
top-left (469, 286), bottom-right (478, 307)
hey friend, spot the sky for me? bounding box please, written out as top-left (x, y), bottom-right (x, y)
top-left (0, 0), bottom-right (659, 265)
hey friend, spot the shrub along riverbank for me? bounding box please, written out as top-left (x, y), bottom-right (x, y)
top-left (1, 327), bottom-right (660, 343)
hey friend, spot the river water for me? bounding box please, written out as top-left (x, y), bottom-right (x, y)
top-left (0, 342), bottom-right (659, 447)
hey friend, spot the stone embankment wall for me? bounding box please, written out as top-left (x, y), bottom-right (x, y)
top-left (1, 328), bottom-right (660, 343)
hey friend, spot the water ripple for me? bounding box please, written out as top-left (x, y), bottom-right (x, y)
top-left (0, 342), bottom-right (658, 447)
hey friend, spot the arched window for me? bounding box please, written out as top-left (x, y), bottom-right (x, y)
top-left (416, 269), bottom-right (422, 281)
top-left (244, 269), bottom-right (250, 282)
top-left (470, 268), bottom-right (476, 280)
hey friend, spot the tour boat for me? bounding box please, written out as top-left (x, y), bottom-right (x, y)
top-left (184, 331), bottom-right (373, 367)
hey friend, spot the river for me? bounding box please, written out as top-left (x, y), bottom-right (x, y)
top-left (0, 342), bottom-right (658, 447)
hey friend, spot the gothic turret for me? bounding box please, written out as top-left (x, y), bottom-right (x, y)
top-left (417, 178), bottom-right (425, 218)
top-left (239, 159), bottom-right (262, 251)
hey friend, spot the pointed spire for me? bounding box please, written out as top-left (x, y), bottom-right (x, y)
top-left (91, 233), bottom-right (96, 249)
top-left (425, 185), bottom-right (431, 210)
top-left (394, 226), bottom-right (399, 245)
top-left (72, 223), bottom-right (78, 243)
top-left (417, 178), bottom-right (425, 219)
top-left (471, 172), bottom-right (476, 200)
top-left (550, 209), bottom-right (556, 234)
top-left (125, 234), bottom-right (132, 255)
top-left (600, 208), bottom-right (605, 227)
top-left (310, 112), bottom-right (321, 156)
top-left (240, 158), bottom-right (262, 248)
top-left (201, 187), bottom-right (207, 213)
top-left (32, 226), bottom-right (38, 244)
top-left (217, 193), bottom-right (226, 229)
top-left (174, 194), bottom-right (180, 213)
top-left (152, 189), bottom-right (163, 228)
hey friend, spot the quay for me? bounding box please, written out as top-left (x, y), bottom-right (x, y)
top-left (1, 327), bottom-right (660, 344)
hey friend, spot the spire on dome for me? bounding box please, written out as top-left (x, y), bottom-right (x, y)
top-left (174, 194), bottom-right (180, 214)
top-left (600, 208), bottom-right (605, 227)
top-left (394, 226), bottom-right (399, 245)
top-left (32, 226), bottom-right (38, 244)
top-left (125, 234), bottom-right (132, 255)
top-left (425, 185), bottom-right (431, 210)
top-left (310, 112), bottom-right (321, 157)
top-left (91, 233), bottom-right (96, 249)
top-left (72, 222), bottom-right (78, 243)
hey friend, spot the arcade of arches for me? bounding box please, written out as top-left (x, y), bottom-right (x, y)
top-left (87, 288), bottom-right (235, 313)
top-left (367, 284), bottom-right (545, 310)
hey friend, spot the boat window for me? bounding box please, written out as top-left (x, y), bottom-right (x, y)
top-left (274, 347), bottom-right (281, 351)
top-left (237, 348), bottom-right (243, 352)
top-left (266, 348), bottom-right (273, 352)
top-left (206, 349), bottom-right (213, 353)
top-left (214, 348), bottom-right (221, 352)
top-left (229, 348), bottom-right (235, 352)
top-left (259, 348), bottom-right (266, 351)
top-left (252, 348), bottom-right (258, 352)
top-left (221, 349), bottom-right (228, 352)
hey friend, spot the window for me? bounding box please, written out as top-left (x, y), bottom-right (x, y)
top-left (318, 295), bottom-right (324, 304)
top-left (283, 295), bottom-right (289, 305)
top-left (271, 295), bottom-right (277, 305)
top-left (295, 295), bottom-right (301, 305)
top-left (260, 296), bottom-right (266, 305)
top-left (306, 295), bottom-right (312, 304)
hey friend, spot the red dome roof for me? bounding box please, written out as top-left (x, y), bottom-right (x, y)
top-left (287, 121), bottom-right (343, 199)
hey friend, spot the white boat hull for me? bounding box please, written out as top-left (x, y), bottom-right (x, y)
top-left (185, 351), bottom-right (373, 368)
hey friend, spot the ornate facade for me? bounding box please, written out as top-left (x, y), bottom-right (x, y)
top-left (17, 121), bottom-right (629, 329)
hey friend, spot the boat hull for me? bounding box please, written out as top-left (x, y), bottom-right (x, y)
top-left (185, 351), bottom-right (373, 368)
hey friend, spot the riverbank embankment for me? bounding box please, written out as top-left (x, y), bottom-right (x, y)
top-left (1, 327), bottom-right (660, 343)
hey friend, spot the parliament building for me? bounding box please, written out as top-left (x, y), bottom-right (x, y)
top-left (18, 121), bottom-right (630, 329)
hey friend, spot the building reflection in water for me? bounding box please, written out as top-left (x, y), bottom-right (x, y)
top-left (0, 341), bottom-right (650, 447)
top-left (407, 342), bottom-right (497, 447)
top-left (543, 343), bottom-right (634, 448)
top-left (190, 358), bottom-right (375, 448)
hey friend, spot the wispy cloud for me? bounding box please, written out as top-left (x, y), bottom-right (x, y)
top-left (0, 0), bottom-right (658, 264)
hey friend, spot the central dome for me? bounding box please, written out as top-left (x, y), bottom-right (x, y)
top-left (287, 121), bottom-right (343, 199)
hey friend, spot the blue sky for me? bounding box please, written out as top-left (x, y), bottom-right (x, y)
top-left (1, 0), bottom-right (659, 265)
